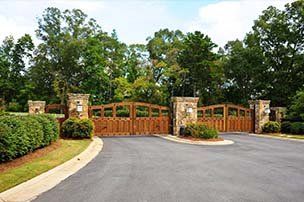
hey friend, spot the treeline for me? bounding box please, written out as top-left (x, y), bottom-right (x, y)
top-left (0, 1), bottom-right (303, 111)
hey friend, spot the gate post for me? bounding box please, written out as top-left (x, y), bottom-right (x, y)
top-left (28, 100), bottom-right (46, 114)
top-left (248, 100), bottom-right (271, 133)
top-left (171, 97), bottom-right (199, 136)
top-left (67, 93), bottom-right (90, 119)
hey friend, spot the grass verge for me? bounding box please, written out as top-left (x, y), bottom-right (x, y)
top-left (262, 133), bottom-right (304, 140)
top-left (0, 139), bottom-right (91, 193)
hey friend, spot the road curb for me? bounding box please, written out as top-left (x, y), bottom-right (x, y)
top-left (154, 134), bottom-right (234, 145)
top-left (0, 137), bottom-right (103, 202)
top-left (248, 133), bottom-right (304, 142)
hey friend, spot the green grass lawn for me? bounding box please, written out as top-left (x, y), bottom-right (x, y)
top-left (265, 133), bottom-right (304, 140)
top-left (0, 139), bottom-right (91, 193)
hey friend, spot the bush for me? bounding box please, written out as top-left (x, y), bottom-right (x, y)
top-left (6, 102), bottom-right (22, 112)
top-left (0, 114), bottom-right (59, 162)
top-left (290, 122), bottom-right (304, 134)
top-left (116, 109), bottom-right (130, 117)
top-left (0, 110), bottom-right (9, 116)
top-left (30, 115), bottom-right (59, 146)
top-left (184, 123), bottom-right (218, 139)
top-left (136, 110), bottom-right (149, 117)
top-left (281, 121), bottom-right (291, 134)
top-left (262, 121), bottom-right (281, 133)
top-left (184, 123), bottom-right (207, 137)
top-left (62, 118), bottom-right (94, 139)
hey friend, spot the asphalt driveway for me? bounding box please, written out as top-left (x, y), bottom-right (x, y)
top-left (34, 134), bottom-right (304, 202)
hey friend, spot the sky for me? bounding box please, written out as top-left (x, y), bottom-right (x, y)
top-left (0, 0), bottom-right (293, 48)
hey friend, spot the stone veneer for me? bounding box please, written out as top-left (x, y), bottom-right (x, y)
top-left (67, 93), bottom-right (90, 119)
top-left (172, 97), bottom-right (199, 136)
top-left (28, 100), bottom-right (46, 114)
top-left (270, 107), bottom-right (287, 122)
top-left (249, 100), bottom-right (271, 133)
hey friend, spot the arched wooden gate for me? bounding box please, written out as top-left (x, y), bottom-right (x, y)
top-left (89, 102), bottom-right (171, 136)
top-left (197, 104), bottom-right (254, 132)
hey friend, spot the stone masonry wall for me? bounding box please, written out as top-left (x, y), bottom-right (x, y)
top-left (249, 100), bottom-right (271, 133)
top-left (67, 93), bottom-right (90, 119)
top-left (270, 107), bottom-right (287, 122)
top-left (172, 97), bottom-right (199, 136)
top-left (28, 100), bottom-right (46, 114)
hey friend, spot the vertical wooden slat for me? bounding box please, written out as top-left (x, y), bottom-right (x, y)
top-left (89, 102), bottom-right (171, 136)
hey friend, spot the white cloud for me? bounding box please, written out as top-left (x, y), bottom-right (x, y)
top-left (0, 0), bottom-right (294, 47)
top-left (0, 0), bottom-right (179, 45)
top-left (96, 1), bottom-right (181, 44)
top-left (0, 15), bottom-right (33, 41)
top-left (188, 0), bottom-right (292, 48)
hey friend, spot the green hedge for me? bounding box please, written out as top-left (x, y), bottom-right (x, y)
top-left (0, 114), bottom-right (59, 162)
top-left (290, 122), bottom-right (304, 134)
top-left (280, 121), bottom-right (304, 135)
top-left (262, 121), bottom-right (281, 133)
top-left (281, 121), bottom-right (291, 134)
top-left (61, 118), bottom-right (94, 139)
top-left (32, 115), bottom-right (59, 146)
top-left (184, 123), bottom-right (218, 139)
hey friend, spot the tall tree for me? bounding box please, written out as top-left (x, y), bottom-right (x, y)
top-left (222, 39), bottom-right (267, 106)
top-left (31, 7), bottom-right (102, 104)
top-left (80, 31), bottom-right (127, 104)
top-left (250, 0), bottom-right (304, 106)
top-left (0, 35), bottom-right (34, 109)
top-left (178, 31), bottom-right (221, 105)
top-left (146, 29), bottom-right (186, 101)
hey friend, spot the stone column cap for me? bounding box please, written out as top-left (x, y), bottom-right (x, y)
top-left (171, 97), bottom-right (199, 102)
top-left (248, 100), bottom-right (271, 105)
top-left (67, 93), bottom-right (90, 99)
top-left (28, 100), bottom-right (46, 104)
top-left (270, 107), bottom-right (286, 110)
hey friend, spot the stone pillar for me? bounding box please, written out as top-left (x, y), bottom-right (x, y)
top-left (248, 100), bottom-right (271, 133)
top-left (172, 97), bottom-right (199, 136)
top-left (67, 93), bottom-right (90, 119)
top-left (28, 100), bottom-right (46, 114)
top-left (270, 107), bottom-right (287, 122)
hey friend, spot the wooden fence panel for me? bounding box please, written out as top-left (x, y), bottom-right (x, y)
top-left (89, 102), bottom-right (170, 136)
top-left (198, 104), bottom-right (253, 132)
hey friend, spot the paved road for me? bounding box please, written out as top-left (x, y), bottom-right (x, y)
top-left (34, 134), bottom-right (304, 202)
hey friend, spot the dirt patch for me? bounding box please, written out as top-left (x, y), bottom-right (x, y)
top-left (0, 141), bottom-right (61, 173)
top-left (179, 136), bottom-right (224, 142)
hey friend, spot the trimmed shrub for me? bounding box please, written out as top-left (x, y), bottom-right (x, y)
top-left (184, 123), bottom-right (218, 139)
top-left (0, 110), bottom-right (9, 116)
top-left (30, 115), bottom-right (59, 146)
top-left (281, 121), bottom-right (291, 134)
top-left (0, 114), bottom-right (59, 162)
top-left (184, 123), bottom-right (207, 138)
top-left (290, 122), bottom-right (304, 134)
top-left (62, 118), bottom-right (94, 139)
top-left (202, 128), bottom-right (219, 139)
top-left (262, 121), bottom-right (281, 133)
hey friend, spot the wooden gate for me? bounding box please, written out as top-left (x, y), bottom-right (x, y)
top-left (45, 104), bottom-right (68, 125)
top-left (89, 102), bottom-right (170, 136)
top-left (197, 104), bottom-right (254, 132)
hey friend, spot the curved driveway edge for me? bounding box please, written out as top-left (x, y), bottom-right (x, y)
top-left (248, 133), bottom-right (304, 142)
top-left (0, 137), bottom-right (103, 202)
top-left (154, 134), bottom-right (234, 145)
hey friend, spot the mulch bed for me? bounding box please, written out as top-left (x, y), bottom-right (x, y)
top-left (179, 136), bottom-right (224, 142)
top-left (0, 141), bottom-right (61, 173)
